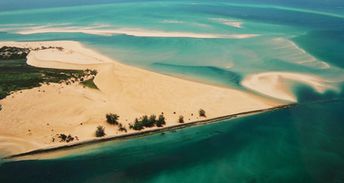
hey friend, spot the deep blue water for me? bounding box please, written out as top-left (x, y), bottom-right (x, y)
top-left (294, 30), bottom-right (344, 68)
top-left (0, 89), bottom-right (343, 183)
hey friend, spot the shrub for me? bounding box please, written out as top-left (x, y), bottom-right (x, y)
top-left (147, 115), bottom-right (157, 127)
top-left (178, 115), bottom-right (184, 123)
top-left (90, 69), bottom-right (98, 76)
top-left (96, 126), bottom-right (106, 137)
top-left (65, 135), bottom-right (74, 142)
top-left (130, 114), bottom-right (166, 131)
top-left (129, 118), bottom-right (143, 131)
top-left (106, 113), bottom-right (119, 125)
top-left (58, 134), bottom-right (67, 142)
top-left (156, 114), bottom-right (166, 127)
top-left (129, 121), bottom-right (134, 129)
top-left (141, 115), bottom-right (149, 126)
top-left (199, 109), bottom-right (206, 117)
top-left (58, 134), bottom-right (74, 142)
top-left (118, 123), bottom-right (127, 133)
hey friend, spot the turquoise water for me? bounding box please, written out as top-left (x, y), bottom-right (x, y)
top-left (1, 0), bottom-right (344, 182)
top-left (1, 1), bottom-right (343, 87)
top-left (1, 90), bottom-right (343, 183)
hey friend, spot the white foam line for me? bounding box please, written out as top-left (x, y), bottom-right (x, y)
top-left (271, 38), bottom-right (331, 69)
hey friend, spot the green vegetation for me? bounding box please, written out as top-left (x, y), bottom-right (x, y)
top-left (147, 115), bottom-right (156, 127)
top-left (88, 69), bottom-right (98, 76)
top-left (95, 126), bottom-right (106, 137)
top-left (106, 113), bottom-right (119, 125)
top-left (58, 134), bottom-right (74, 143)
top-left (104, 113), bottom-right (128, 133)
top-left (118, 123), bottom-right (127, 133)
top-left (199, 109), bottom-right (206, 117)
top-left (0, 58), bottom-right (97, 99)
top-left (129, 118), bottom-right (144, 131)
top-left (156, 114), bottom-right (166, 127)
top-left (178, 115), bottom-right (184, 123)
top-left (0, 46), bottom-right (29, 60)
top-left (81, 77), bottom-right (98, 89)
top-left (129, 114), bottom-right (166, 131)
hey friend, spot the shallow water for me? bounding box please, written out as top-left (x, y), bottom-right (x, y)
top-left (1, 1), bottom-right (343, 90)
top-left (0, 0), bottom-right (344, 182)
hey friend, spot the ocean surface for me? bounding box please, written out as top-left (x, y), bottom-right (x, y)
top-left (0, 0), bottom-right (344, 182)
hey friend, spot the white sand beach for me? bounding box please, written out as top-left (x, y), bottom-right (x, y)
top-left (0, 41), bottom-right (282, 157)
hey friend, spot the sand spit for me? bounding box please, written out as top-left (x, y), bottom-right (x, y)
top-left (0, 41), bottom-right (282, 157)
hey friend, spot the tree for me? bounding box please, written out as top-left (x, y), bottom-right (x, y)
top-left (133, 121), bottom-right (144, 131)
top-left (199, 109), bottom-right (206, 117)
top-left (130, 118), bottom-right (144, 131)
top-left (130, 114), bottom-right (166, 130)
top-left (106, 113), bottom-right (119, 125)
top-left (148, 114), bottom-right (157, 127)
top-left (129, 118), bottom-right (139, 129)
top-left (90, 69), bottom-right (98, 76)
top-left (96, 126), bottom-right (106, 137)
top-left (156, 114), bottom-right (166, 127)
top-left (141, 115), bottom-right (149, 127)
top-left (178, 115), bottom-right (184, 123)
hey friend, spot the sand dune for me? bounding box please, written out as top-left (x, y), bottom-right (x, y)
top-left (0, 41), bottom-right (281, 157)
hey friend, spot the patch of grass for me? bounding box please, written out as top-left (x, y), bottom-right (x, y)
top-left (81, 77), bottom-right (98, 89)
top-left (0, 59), bottom-right (86, 99)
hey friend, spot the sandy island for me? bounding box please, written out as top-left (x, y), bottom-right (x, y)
top-left (0, 41), bottom-right (284, 157)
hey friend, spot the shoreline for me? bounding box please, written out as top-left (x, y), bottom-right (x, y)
top-left (0, 40), bottom-right (285, 158)
top-left (7, 97), bottom-right (344, 160)
top-left (4, 103), bottom-right (295, 160)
